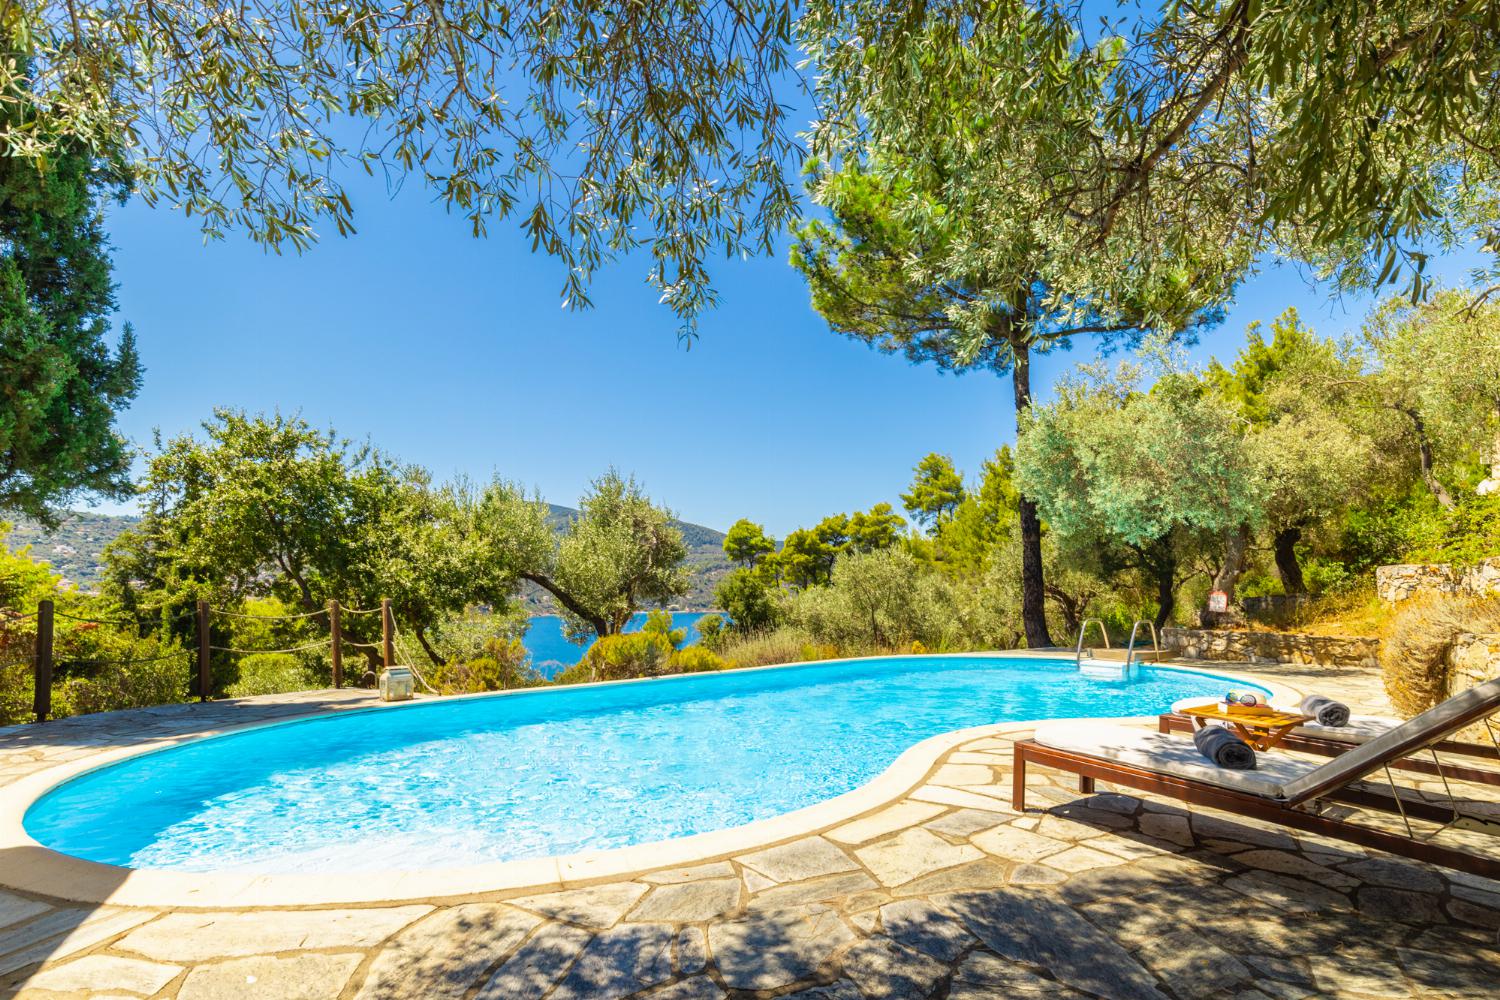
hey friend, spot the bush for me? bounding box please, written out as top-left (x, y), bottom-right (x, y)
top-left (427, 638), bottom-right (545, 693)
top-left (667, 645), bottom-right (730, 673)
top-left (696, 613), bottom-right (727, 650)
top-left (1408, 494), bottom-right (1500, 567)
top-left (785, 549), bottom-right (960, 651)
top-left (1382, 594), bottom-right (1500, 717)
top-left (709, 627), bottom-right (838, 668)
top-left (225, 653), bottom-right (318, 698)
top-left (714, 569), bottom-right (780, 632)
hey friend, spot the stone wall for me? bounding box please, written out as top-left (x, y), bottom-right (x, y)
top-left (1162, 627), bottom-right (1381, 670)
top-left (1449, 632), bottom-right (1500, 694)
top-left (1376, 557), bottom-right (1500, 603)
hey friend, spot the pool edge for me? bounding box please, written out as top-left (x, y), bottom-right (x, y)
top-left (0, 658), bottom-right (1301, 908)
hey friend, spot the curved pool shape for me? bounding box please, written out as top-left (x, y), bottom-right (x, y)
top-left (25, 655), bottom-right (1260, 874)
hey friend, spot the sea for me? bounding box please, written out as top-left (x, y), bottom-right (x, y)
top-left (522, 612), bottom-right (717, 679)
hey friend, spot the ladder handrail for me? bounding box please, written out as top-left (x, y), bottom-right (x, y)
top-left (1074, 618), bottom-right (1112, 666)
top-left (1125, 620), bottom-right (1160, 667)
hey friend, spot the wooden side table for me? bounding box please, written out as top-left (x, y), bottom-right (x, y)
top-left (1178, 703), bottom-right (1313, 752)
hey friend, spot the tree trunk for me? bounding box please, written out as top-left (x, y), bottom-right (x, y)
top-left (1273, 526), bottom-right (1306, 595)
top-left (413, 625), bottom-right (446, 667)
top-left (1012, 340), bottom-right (1054, 649)
top-left (1153, 547), bottom-right (1177, 631)
top-left (1202, 524), bottom-right (1250, 627)
top-left (520, 572), bottom-right (611, 638)
top-left (1397, 405), bottom-right (1455, 508)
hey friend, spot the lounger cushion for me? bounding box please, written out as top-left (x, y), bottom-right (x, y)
top-left (1033, 721), bottom-right (1322, 800)
top-left (1168, 698), bottom-right (1402, 744)
top-left (1279, 675), bottom-right (1500, 804)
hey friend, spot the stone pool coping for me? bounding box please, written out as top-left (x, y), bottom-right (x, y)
top-left (0, 654), bottom-right (1300, 909)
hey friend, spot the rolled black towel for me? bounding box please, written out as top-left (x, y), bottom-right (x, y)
top-left (1193, 725), bottom-right (1257, 770)
top-left (1299, 694), bottom-right (1351, 728)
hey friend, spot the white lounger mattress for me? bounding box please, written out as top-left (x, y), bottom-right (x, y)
top-left (1170, 698), bottom-right (1402, 744)
top-left (1033, 721), bottom-right (1323, 800)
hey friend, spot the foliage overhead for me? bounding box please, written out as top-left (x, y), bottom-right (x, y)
top-left (0, 72), bottom-right (140, 521)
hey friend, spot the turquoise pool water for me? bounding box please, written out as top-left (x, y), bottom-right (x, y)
top-left (25, 656), bottom-right (1259, 873)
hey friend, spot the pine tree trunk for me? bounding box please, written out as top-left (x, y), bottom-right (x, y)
top-left (1012, 341), bottom-right (1054, 649)
top-left (1274, 526), bottom-right (1306, 595)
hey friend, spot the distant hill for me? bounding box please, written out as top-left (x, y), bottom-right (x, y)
top-left (5, 506), bottom-right (730, 609)
top-left (4, 512), bottom-right (138, 590)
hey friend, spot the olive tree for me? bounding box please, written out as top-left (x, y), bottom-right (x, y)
top-left (1014, 355), bottom-right (1263, 629)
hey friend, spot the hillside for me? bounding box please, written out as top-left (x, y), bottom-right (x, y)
top-left (4, 512), bottom-right (139, 589)
top-left (6, 507), bottom-right (730, 608)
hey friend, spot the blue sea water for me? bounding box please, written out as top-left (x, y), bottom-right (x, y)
top-left (524, 612), bottom-right (715, 677)
top-left (25, 656), bottom-right (1261, 873)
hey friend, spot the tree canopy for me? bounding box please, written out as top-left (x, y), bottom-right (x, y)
top-left (0, 82), bottom-right (140, 521)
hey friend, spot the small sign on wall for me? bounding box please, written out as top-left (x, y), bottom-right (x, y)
top-left (1207, 590), bottom-right (1229, 613)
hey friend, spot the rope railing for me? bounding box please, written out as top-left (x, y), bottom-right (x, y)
top-left (207, 639), bottom-right (333, 655)
top-left (22, 595), bottom-right (431, 723)
top-left (210, 607), bottom-right (328, 621)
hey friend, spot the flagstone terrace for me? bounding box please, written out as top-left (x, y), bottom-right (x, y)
top-left (0, 662), bottom-right (1495, 1000)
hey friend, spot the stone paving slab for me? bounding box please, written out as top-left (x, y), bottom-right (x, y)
top-left (0, 663), bottom-right (1497, 999)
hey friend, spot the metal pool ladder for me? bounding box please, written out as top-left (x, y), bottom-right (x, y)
top-left (1073, 618), bottom-right (1112, 667)
top-left (1124, 620), bottom-right (1160, 667)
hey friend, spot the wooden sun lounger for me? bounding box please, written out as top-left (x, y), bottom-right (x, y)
top-left (1155, 712), bottom-right (1500, 787)
top-left (1013, 677), bottom-right (1500, 879)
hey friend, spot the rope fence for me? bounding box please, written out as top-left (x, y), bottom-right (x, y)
top-left (23, 596), bottom-right (424, 724)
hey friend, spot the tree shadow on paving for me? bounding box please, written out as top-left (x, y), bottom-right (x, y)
top-left (0, 846), bottom-right (132, 994)
top-left (0, 691), bottom-right (374, 754)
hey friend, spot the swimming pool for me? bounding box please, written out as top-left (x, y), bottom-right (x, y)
top-left (24, 655), bottom-right (1259, 874)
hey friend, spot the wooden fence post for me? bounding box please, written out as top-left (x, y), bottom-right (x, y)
top-left (32, 600), bottom-right (53, 724)
top-left (328, 600), bottom-right (343, 689)
top-left (381, 599), bottom-right (395, 670)
top-left (196, 599), bottom-right (211, 701)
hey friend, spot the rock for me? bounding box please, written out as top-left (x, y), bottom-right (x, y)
top-left (1131, 929), bottom-right (1252, 999)
top-left (0, 907), bottom-right (156, 977)
top-left (924, 808), bottom-right (1012, 838)
top-left (893, 859), bottom-right (1010, 897)
top-left (1356, 887), bottom-right (1445, 925)
top-left (854, 828), bottom-right (984, 887)
top-left (474, 922), bottom-right (593, 1000)
top-left (355, 904), bottom-right (541, 1000)
top-left (736, 838), bottom-right (859, 884)
top-left (641, 862), bottom-right (736, 884)
top-left (1397, 945), bottom-right (1500, 998)
top-left (0, 893), bottom-right (50, 933)
top-left (751, 872), bottom-right (878, 911)
top-left (628, 879), bottom-right (740, 923)
top-left (1223, 872), bottom-right (1347, 914)
top-left (547, 922), bottom-right (675, 1000)
top-left (177, 953), bottom-right (363, 1000)
top-left (1233, 850), bottom-right (1357, 889)
top-left (675, 926), bottom-right (708, 975)
top-left (1040, 846), bottom-right (1123, 873)
top-left (116, 906), bottom-right (431, 962)
top-left (969, 824), bottom-right (1069, 863)
top-left (1137, 813), bottom-right (1193, 847)
top-left (642, 976), bottom-right (726, 999)
top-left (839, 936), bottom-right (947, 1000)
top-left (1009, 864), bottom-right (1066, 886)
top-left (1305, 946), bottom-right (1413, 998)
top-left (953, 951), bottom-right (1084, 997)
top-left (880, 899), bottom-right (974, 962)
top-left (708, 904), bottom-right (855, 992)
top-left (948, 888), bottom-right (1166, 1000)
top-left (828, 802), bottom-right (947, 845)
top-left (931, 763), bottom-right (997, 787)
top-left (18, 955), bottom-right (182, 996)
top-left (1339, 858), bottom-right (1445, 893)
top-left (509, 882), bottom-right (648, 929)
top-left (780, 981), bottom-right (864, 1000)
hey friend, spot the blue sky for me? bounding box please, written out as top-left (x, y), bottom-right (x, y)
top-left (99, 169), bottom-right (1479, 538)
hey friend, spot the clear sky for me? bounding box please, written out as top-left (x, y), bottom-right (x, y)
top-left (98, 168), bottom-right (1479, 538)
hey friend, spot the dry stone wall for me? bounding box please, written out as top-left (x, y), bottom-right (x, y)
top-left (1376, 557), bottom-right (1500, 603)
top-left (1162, 627), bottom-right (1380, 670)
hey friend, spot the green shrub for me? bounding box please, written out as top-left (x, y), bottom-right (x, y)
top-left (427, 638), bottom-right (544, 693)
top-left (710, 627), bottom-right (831, 668)
top-left (714, 569), bottom-right (780, 632)
top-left (225, 653), bottom-right (318, 698)
top-left (696, 613), bottom-right (727, 650)
top-left (668, 645), bottom-right (729, 673)
top-left (575, 631), bottom-right (674, 681)
top-left (1382, 594), bottom-right (1500, 717)
top-left (1408, 494), bottom-right (1500, 567)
